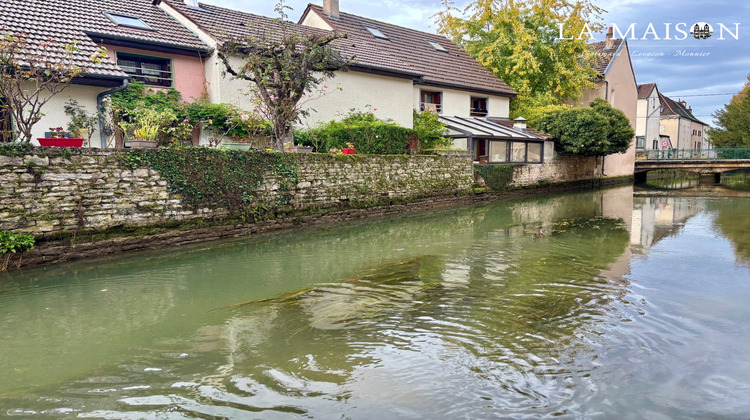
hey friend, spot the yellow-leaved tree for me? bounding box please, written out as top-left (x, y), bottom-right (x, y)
top-left (434, 0), bottom-right (604, 120)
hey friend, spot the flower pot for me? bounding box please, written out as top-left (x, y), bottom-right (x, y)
top-left (222, 142), bottom-right (254, 151)
top-left (342, 148), bottom-right (355, 155)
top-left (38, 138), bottom-right (84, 147)
top-left (128, 140), bottom-right (157, 149)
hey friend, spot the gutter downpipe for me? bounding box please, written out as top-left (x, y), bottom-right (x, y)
top-left (97, 79), bottom-right (129, 149)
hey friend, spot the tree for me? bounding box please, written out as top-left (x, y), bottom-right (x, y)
top-left (217, 5), bottom-right (350, 151)
top-left (0, 33), bottom-right (101, 143)
top-left (710, 75), bottom-right (750, 148)
top-left (434, 0), bottom-right (603, 117)
top-left (535, 98), bottom-right (633, 156)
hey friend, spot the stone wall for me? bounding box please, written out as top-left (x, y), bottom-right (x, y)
top-left (509, 155), bottom-right (599, 187)
top-left (0, 149), bottom-right (473, 238)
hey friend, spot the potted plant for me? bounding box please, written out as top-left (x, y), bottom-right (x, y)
top-left (37, 127), bottom-right (84, 147)
top-left (342, 142), bottom-right (355, 154)
top-left (119, 108), bottom-right (163, 148)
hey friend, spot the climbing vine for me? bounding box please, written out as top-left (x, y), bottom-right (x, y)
top-left (120, 148), bottom-right (298, 219)
top-left (476, 164), bottom-right (515, 190)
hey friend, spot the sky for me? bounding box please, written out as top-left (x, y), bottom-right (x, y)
top-left (214, 0), bottom-right (748, 126)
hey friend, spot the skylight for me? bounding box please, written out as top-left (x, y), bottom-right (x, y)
top-left (364, 26), bottom-right (389, 40)
top-left (104, 13), bottom-right (153, 31)
top-left (428, 40), bottom-right (448, 52)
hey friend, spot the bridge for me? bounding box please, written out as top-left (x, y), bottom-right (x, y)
top-left (634, 148), bottom-right (750, 183)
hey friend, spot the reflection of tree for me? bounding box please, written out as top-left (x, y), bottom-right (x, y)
top-left (204, 216), bottom-right (630, 405)
top-left (708, 199), bottom-right (750, 263)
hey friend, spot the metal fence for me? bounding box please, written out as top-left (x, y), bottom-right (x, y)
top-left (636, 148), bottom-right (750, 161)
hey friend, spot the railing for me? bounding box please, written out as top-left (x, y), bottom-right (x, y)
top-left (637, 148), bottom-right (750, 161)
top-left (420, 102), bottom-right (442, 113)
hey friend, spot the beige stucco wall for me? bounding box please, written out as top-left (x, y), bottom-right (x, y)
top-left (660, 117), bottom-right (691, 149)
top-left (689, 120), bottom-right (708, 149)
top-left (205, 53), bottom-right (415, 129)
top-left (636, 89), bottom-right (661, 150)
top-left (413, 86), bottom-right (510, 119)
top-left (301, 11), bottom-right (334, 31)
top-left (301, 71), bottom-right (415, 128)
top-left (579, 41), bottom-right (637, 177)
top-left (25, 84), bottom-right (107, 147)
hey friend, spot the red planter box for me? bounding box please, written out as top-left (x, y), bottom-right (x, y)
top-left (38, 138), bottom-right (84, 147)
top-left (342, 148), bottom-right (355, 155)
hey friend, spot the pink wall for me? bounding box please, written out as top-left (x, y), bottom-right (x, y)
top-left (103, 44), bottom-right (207, 102)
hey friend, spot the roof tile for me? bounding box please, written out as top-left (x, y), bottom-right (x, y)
top-left (0, 0), bottom-right (209, 78)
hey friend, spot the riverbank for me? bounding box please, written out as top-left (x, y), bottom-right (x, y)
top-left (1, 146), bottom-right (631, 271)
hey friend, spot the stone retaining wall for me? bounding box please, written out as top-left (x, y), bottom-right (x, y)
top-left (0, 149), bottom-right (473, 238)
top-left (509, 155), bottom-right (600, 187)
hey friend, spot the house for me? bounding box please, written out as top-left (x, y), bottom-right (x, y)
top-left (658, 94), bottom-right (711, 150)
top-left (298, 1), bottom-right (554, 163)
top-left (0, 0), bottom-right (212, 147)
top-left (157, 0), bottom-right (518, 144)
top-left (579, 29), bottom-right (638, 176)
top-left (636, 83), bottom-right (662, 151)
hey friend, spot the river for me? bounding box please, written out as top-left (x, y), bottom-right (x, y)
top-left (1, 176), bottom-right (749, 419)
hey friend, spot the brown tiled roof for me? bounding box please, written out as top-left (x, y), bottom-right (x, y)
top-left (591, 38), bottom-right (623, 74)
top-left (659, 93), bottom-right (707, 125)
top-left (637, 83), bottom-right (657, 99)
top-left (163, 0), bottom-right (333, 45)
top-left (302, 5), bottom-right (516, 96)
top-left (0, 0), bottom-right (209, 79)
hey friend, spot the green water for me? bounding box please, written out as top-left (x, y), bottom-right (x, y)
top-left (1, 185), bottom-right (750, 418)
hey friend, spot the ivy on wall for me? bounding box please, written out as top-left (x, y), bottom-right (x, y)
top-left (0, 143), bottom-right (33, 157)
top-left (476, 164), bottom-right (515, 190)
top-left (120, 148), bottom-right (298, 219)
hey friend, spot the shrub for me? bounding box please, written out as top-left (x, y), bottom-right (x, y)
top-left (476, 164), bottom-right (515, 190)
top-left (413, 109), bottom-right (452, 149)
top-left (311, 111), bottom-right (415, 154)
top-left (535, 99), bottom-right (634, 156)
top-left (185, 100), bottom-right (272, 146)
top-left (0, 230), bottom-right (35, 254)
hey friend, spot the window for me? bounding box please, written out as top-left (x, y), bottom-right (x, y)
top-left (698, 130), bottom-right (702, 137)
top-left (653, 139), bottom-right (658, 150)
top-left (104, 13), bottom-right (153, 30)
top-left (427, 40), bottom-right (447, 52)
top-left (364, 26), bottom-right (388, 40)
top-left (511, 142), bottom-right (526, 162)
top-left (484, 140), bottom-right (543, 164)
top-left (117, 53), bottom-right (172, 87)
top-left (470, 97), bottom-right (488, 117)
top-left (420, 90), bottom-right (442, 113)
top-left (636, 136), bottom-right (645, 149)
top-left (489, 141), bottom-right (507, 163)
top-left (527, 143), bottom-right (542, 163)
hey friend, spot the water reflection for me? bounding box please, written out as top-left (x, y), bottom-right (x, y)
top-left (2, 185), bottom-right (750, 418)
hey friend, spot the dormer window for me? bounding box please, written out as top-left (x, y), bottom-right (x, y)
top-left (428, 40), bottom-right (447, 52)
top-left (104, 13), bottom-right (153, 31)
top-left (365, 26), bottom-right (389, 40)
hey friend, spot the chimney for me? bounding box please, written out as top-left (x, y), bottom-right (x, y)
top-left (184, 0), bottom-right (199, 7)
top-left (678, 98), bottom-right (687, 108)
top-left (323, 0), bottom-right (339, 20)
top-left (513, 117), bottom-right (527, 130)
top-left (605, 26), bottom-right (615, 49)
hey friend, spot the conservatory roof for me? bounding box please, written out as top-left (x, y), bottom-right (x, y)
top-left (439, 116), bottom-right (549, 140)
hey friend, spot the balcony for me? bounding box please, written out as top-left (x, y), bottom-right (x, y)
top-left (420, 102), bottom-right (442, 113)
